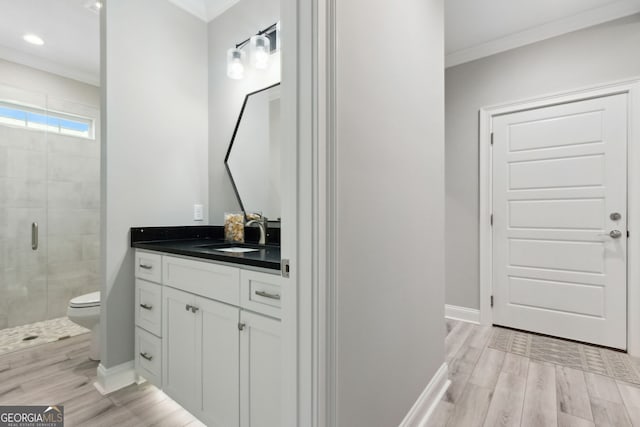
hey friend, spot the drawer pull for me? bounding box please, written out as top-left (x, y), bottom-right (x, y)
top-left (255, 290), bottom-right (281, 300)
top-left (140, 303), bottom-right (153, 310)
top-left (139, 264), bottom-right (153, 270)
top-left (140, 352), bottom-right (153, 361)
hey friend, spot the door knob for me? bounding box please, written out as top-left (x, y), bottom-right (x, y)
top-left (609, 230), bottom-right (623, 239)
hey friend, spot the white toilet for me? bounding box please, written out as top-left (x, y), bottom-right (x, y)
top-left (67, 291), bottom-right (101, 361)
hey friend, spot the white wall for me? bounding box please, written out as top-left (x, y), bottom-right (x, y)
top-left (334, 0), bottom-right (446, 425)
top-left (207, 0), bottom-right (279, 223)
top-left (101, 0), bottom-right (208, 369)
top-left (0, 59), bottom-right (99, 105)
top-left (445, 14), bottom-right (640, 309)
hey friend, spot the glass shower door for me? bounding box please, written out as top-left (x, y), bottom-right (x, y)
top-left (0, 83), bottom-right (49, 330)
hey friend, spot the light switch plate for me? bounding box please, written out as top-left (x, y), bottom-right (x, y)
top-left (193, 204), bottom-right (204, 221)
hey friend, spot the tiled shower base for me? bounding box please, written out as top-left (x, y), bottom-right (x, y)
top-left (0, 317), bottom-right (89, 356)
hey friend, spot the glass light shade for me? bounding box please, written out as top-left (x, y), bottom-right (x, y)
top-left (227, 48), bottom-right (245, 79)
top-left (249, 35), bottom-right (270, 70)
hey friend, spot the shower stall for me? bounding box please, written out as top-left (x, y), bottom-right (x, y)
top-left (0, 82), bottom-right (100, 350)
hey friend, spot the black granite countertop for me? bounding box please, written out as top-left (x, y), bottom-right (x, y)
top-left (130, 226), bottom-right (281, 271)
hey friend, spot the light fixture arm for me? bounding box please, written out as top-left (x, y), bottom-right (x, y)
top-left (234, 22), bottom-right (278, 50)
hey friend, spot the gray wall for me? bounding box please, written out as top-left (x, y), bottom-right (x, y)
top-left (207, 0), bottom-right (279, 224)
top-left (445, 14), bottom-right (640, 309)
top-left (0, 61), bottom-right (100, 329)
top-left (335, 0), bottom-right (445, 425)
top-left (101, 0), bottom-right (208, 368)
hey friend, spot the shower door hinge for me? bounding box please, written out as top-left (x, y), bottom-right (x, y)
top-left (490, 295), bottom-right (494, 308)
top-left (490, 132), bottom-right (494, 145)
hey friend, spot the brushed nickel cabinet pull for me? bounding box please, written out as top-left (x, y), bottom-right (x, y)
top-left (32, 222), bottom-right (38, 250)
top-left (255, 290), bottom-right (281, 300)
top-left (140, 303), bottom-right (153, 310)
top-left (140, 352), bottom-right (153, 361)
top-left (139, 264), bottom-right (153, 270)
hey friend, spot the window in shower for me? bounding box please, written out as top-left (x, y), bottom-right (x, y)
top-left (0, 101), bottom-right (94, 139)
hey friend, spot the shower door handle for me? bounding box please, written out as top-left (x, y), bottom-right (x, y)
top-left (32, 222), bottom-right (38, 250)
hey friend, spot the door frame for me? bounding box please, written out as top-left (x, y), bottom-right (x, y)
top-left (479, 78), bottom-right (640, 355)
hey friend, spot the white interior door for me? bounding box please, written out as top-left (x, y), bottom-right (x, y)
top-left (492, 93), bottom-right (628, 349)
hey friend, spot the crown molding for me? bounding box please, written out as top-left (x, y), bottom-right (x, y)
top-left (206, 0), bottom-right (240, 21)
top-left (168, 0), bottom-right (240, 22)
top-left (446, 0), bottom-right (640, 68)
top-left (0, 45), bottom-right (99, 86)
top-left (168, 0), bottom-right (208, 21)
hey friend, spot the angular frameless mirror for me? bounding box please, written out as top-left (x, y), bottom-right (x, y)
top-left (225, 83), bottom-right (281, 220)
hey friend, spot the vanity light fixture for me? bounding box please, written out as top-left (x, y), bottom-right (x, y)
top-left (226, 22), bottom-right (279, 79)
top-left (249, 34), bottom-right (270, 69)
top-left (227, 48), bottom-right (246, 80)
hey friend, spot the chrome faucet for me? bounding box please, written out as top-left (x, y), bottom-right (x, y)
top-left (246, 215), bottom-right (268, 245)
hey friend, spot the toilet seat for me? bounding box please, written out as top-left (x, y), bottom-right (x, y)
top-left (69, 291), bottom-right (100, 308)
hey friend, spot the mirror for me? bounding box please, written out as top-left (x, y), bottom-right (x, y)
top-left (225, 83), bottom-right (281, 220)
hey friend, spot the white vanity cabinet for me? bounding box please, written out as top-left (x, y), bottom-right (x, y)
top-left (135, 250), bottom-right (282, 427)
top-left (163, 285), bottom-right (241, 426)
top-left (134, 250), bottom-right (163, 388)
top-left (240, 310), bottom-right (282, 427)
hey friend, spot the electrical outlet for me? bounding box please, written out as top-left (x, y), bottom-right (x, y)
top-left (193, 204), bottom-right (204, 221)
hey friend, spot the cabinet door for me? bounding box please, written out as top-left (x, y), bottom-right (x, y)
top-left (162, 286), bottom-right (198, 411)
top-left (198, 296), bottom-right (240, 427)
top-left (240, 311), bottom-right (282, 427)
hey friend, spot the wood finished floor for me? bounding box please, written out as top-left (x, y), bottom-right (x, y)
top-left (430, 320), bottom-right (640, 427)
top-left (0, 333), bottom-right (204, 427)
top-left (3, 322), bottom-right (640, 426)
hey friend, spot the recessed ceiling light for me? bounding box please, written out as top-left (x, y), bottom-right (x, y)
top-left (85, 0), bottom-right (102, 13)
top-left (23, 34), bottom-right (44, 46)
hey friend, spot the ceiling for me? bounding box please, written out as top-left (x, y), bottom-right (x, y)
top-left (0, 0), bottom-right (639, 87)
top-left (167, 0), bottom-right (240, 22)
top-left (445, 0), bottom-right (640, 67)
top-left (0, 0), bottom-right (99, 86)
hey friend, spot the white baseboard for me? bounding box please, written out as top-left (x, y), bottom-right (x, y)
top-left (399, 363), bottom-right (450, 427)
top-left (94, 360), bottom-right (136, 395)
top-left (445, 304), bottom-right (480, 325)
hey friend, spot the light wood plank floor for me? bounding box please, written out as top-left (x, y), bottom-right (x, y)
top-left (3, 322), bottom-right (640, 426)
top-left (430, 320), bottom-right (640, 427)
top-left (0, 333), bottom-right (204, 427)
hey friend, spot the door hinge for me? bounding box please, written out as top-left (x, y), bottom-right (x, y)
top-left (490, 132), bottom-right (494, 145)
top-left (628, 230), bottom-right (630, 238)
top-left (238, 322), bottom-right (246, 331)
top-left (490, 295), bottom-right (494, 308)
top-left (490, 214), bottom-right (493, 226)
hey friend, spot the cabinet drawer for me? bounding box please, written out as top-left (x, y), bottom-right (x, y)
top-left (240, 270), bottom-right (282, 319)
top-left (135, 327), bottom-right (162, 387)
top-left (135, 251), bottom-right (162, 283)
top-left (163, 256), bottom-right (240, 305)
top-left (135, 279), bottom-right (162, 336)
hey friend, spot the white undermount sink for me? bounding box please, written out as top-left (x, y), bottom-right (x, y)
top-left (214, 247), bottom-right (260, 253)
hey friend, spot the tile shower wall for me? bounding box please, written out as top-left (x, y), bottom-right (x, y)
top-left (0, 92), bottom-right (100, 329)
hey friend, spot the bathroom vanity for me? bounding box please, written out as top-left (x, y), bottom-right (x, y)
top-left (131, 226), bottom-right (282, 427)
